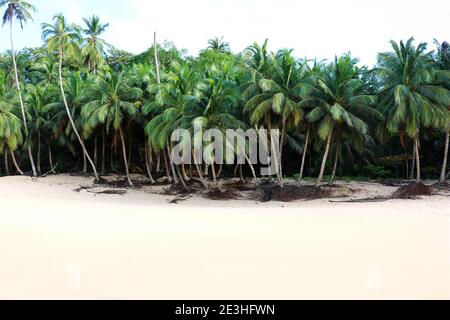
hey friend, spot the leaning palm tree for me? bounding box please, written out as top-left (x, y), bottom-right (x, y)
top-left (81, 15), bottom-right (110, 74)
top-left (81, 71), bottom-right (141, 186)
top-left (1, 0), bottom-right (37, 176)
top-left (377, 38), bottom-right (450, 182)
top-left (42, 14), bottom-right (99, 181)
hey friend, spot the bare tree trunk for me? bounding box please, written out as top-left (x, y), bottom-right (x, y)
top-left (415, 136), bottom-right (421, 183)
top-left (10, 19), bottom-right (37, 177)
top-left (10, 149), bottom-right (24, 175)
top-left (58, 48), bottom-right (99, 181)
top-left (37, 130), bottom-right (41, 175)
top-left (299, 128), bottom-right (310, 181)
top-left (119, 127), bottom-right (133, 187)
top-left (329, 141), bottom-right (340, 184)
top-left (316, 131), bottom-right (333, 187)
top-left (439, 131), bottom-right (449, 183)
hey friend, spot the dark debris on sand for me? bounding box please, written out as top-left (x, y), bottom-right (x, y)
top-left (392, 182), bottom-right (433, 199)
top-left (260, 184), bottom-right (332, 202)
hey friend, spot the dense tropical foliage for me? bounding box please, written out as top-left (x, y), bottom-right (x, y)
top-left (1, 4), bottom-right (450, 189)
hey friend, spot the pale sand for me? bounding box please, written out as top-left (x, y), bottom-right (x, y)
top-left (0, 175), bottom-right (449, 300)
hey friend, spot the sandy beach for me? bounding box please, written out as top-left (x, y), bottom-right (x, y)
top-left (0, 175), bottom-right (449, 299)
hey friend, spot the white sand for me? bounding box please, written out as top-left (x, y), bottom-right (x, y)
top-left (0, 175), bottom-right (449, 300)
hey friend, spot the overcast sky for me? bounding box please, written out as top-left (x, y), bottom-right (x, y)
top-left (1, 0), bottom-right (449, 66)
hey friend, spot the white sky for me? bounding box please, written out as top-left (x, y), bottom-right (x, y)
top-left (1, 0), bottom-right (449, 66)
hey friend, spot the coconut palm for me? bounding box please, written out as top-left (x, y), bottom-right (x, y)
top-left (301, 55), bottom-right (381, 186)
top-left (1, 0), bottom-right (37, 176)
top-left (42, 14), bottom-right (99, 181)
top-left (434, 40), bottom-right (450, 183)
top-left (81, 15), bottom-right (110, 74)
top-left (377, 38), bottom-right (450, 182)
top-left (0, 80), bottom-right (24, 175)
top-left (207, 37), bottom-right (230, 54)
top-left (81, 71), bottom-right (141, 186)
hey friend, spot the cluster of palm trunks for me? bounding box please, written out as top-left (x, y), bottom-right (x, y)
top-left (0, 1), bottom-right (449, 191)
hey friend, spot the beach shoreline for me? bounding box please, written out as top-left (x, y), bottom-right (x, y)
top-left (0, 175), bottom-right (449, 299)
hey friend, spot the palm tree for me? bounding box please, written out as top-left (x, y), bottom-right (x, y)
top-left (377, 38), bottom-right (450, 182)
top-left (207, 37), bottom-right (230, 54)
top-left (301, 55), bottom-right (381, 186)
top-left (435, 40), bottom-right (450, 183)
top-left (42, 14), bottom-right (99, 181)
top-left (81, 15), bottom-right (110, 74)
top-left (1, 0), bottom-right (37, 176)
top-left (81, 71), bottom-right (141, 186)
top-left (0, 84), bottom-right (24, 175)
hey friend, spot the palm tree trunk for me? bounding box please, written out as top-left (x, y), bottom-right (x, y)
top-left (94, 133), bottom-right (98, 167)
top-left (163, 150), bottom-right (172, 183)
top-left (211, 160), bottom-right (217, 185)
top-left (415, 136), bottom-right (421, 183)
top-left (156, 154), bottom-right (161, 172)
top-left (154, 32), bottom-right (161, 85)
top-left (299, 128), bottom-right (310, 181)
top-left (278, 123), bottom-right (286, 181)
top-left (101, 129), bottom-right (106, 174)
top-left (10, 19), bottom-right (37, 177)
top-left (48, 145), bottom-right (56, 174)
top-left (239, 165), bottom-right (244, 183)
top-left (119, 127), bottom-right (133, 187)
top-left (192, 150), bottom-right (207, 188)
top-left (58, 48), bottom-right (99, 181)
top-left (244, 154), bottom-right (258, 184)
top-left (409, 146), bottom-right (416, 181)
top-left (329, 140), bottom-right (340, 184)
top-left (439, 130), bottom-right (449, 183)
top-left (316, 131), bottom-right (333, 187)
top-left (167, 144), bottom-right (179, 184)
top-left (4, 149), bottom-right (10, 175)
top-left (37, 130), bottom-right (41, 175)
top-left (144, 140), bottom-right (155, 184)
top-left (10, 149), bottom-right (24, 176)
top-left (82, 138), bottom-right (87, 174)
top-left (182, 164), bottom-right (190, 182)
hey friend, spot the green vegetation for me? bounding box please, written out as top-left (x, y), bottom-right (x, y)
top-left (1, 1), bottom-right (449, 188)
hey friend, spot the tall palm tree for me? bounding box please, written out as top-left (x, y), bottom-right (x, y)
top-left (42, 14), bottom-right (99, 181)
top-left (435, 40), bottom-right (450, 183)
top-left (81, 15), bottom-right (110, 74)
top-left (301, 55), bottom-right (381, 186)
top-left (377, 38), bottom-right (450, 182)
top-left (1, 0), bottom-right (37, 176)
top-left (81, 71), bottom-right (141, 186)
